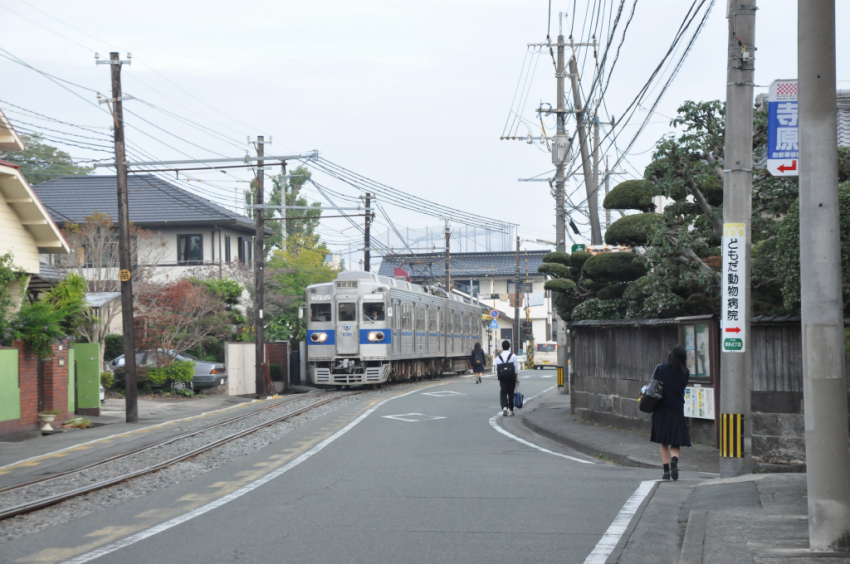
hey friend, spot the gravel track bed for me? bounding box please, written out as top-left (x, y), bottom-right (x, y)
top-left (0, 378), bottom-right (451, 542)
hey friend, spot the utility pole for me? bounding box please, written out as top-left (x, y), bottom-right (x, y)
top-left (101, 52), bottom-right (138, 423)
top-left (363, 193), bottom-right (372, 272)
top-left (554, 20), bottom-right (567, 253)
top-left (593, 118), bottom-right (600, 238)
top-left (254, 136), bottom-right (266, 398)
top-left (719, 0), bottom-right (755, 478)
top-left (444, 221), bottom-right (451, 292)
top-left (568, 55), bottom-right (602, 245)
top-left (799, 0), bottom-right (850, 550)
top-left (604, 156), bottom-right (611, 230)
top-left (513, 236), bottom-right (520, 354)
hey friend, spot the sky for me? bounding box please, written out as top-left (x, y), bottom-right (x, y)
top-left (2, 0), bottom-right (848, 270)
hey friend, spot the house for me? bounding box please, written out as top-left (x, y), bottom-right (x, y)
top-left (378, 250), bottom-right (555, 354)
top-left (33, 174), bottom-right (270, 281)
top-left (0, 109), bottom-right (70, 305)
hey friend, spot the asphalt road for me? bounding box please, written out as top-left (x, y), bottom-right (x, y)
top-left (2, 370), bottom-right (663, 564)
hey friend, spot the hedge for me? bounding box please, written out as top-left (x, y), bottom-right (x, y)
top-left (581, 252), bottom-right (647, 283)
top-left (603, 179), bottom-right (656, 212)
top-left (571, 298), bottom-right (629, 321)
top-left (538, 263), bottom-right (571, 279)
top-left (541, 252), bottom-right (571, 266)
top-left (544, 278), bottom-right (577, 293)
top-left (604, 213), bottom-right (662, 247)
top-left (597, 283), bottom-right (629, 301)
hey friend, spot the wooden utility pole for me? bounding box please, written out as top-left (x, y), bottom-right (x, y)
top-left (798, 0), bottom-right (850, 550)
top-left (444, 221), bottom-right (451, 292)
top-left (568, 55), bottom-right (602, 245)
top-left (102, 52), bottom-right (138, 423)
top-left (513, 236), bottom-right (520, 354)
top-left (254, 136), bottom-right (266, 398)
top-left (363, 193), bottom-right (372, 272)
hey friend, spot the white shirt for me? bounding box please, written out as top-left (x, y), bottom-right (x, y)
top-left (495, 351), bottom-right (520, 376)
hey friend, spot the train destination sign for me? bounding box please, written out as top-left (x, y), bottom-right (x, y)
top-left (722, 223), bottom-right (746, 353)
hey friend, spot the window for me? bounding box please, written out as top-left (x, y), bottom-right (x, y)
top-left (211, 231), bottom-right (215, 261)
top-left (338, 303), bottom-right (356, 322)
top-left (310, 303), bottom-right (332, 322)
top-left (453, 280), bottom-right (480, 295)
top-left (537, 343), bottom-right (556, 352)
top-left (500, 328), bottom-right (513, 342)
top-left (177, 234), bottom-right (203, 265)
top-left (225, 236), bottom-right (231, 262)
top-left (507, 281), bottom-right (534, 294)
top-left (237, 237), bottom-right (252, 264)
top-left (363, 303), bottom-right (385, 321)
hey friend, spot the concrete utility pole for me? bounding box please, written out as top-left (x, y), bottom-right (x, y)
top-left (593, 118), bottom-right (600, 238)
top-left (604, 156), bottom-right (611, 230)
top-left (513, 236), bottom-right (520, 354)
top-left (798, 0), bottom-right (850, 550)
top-left (444, 221), bottom-right (451, 292)
top-left (554, 25), bottom-right (567, 254)
top-left (568, 55), bottom-right (602, 245)
top-left (363, 193), bottom-right (372, 272)
top-left (254, 136), bottom-right (266, 398)
top-left (103, 52), bottom-right (138, 423)
top-left (719, 0), bottom-right (755, 478)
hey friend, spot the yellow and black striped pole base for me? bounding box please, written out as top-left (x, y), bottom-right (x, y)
top-left (557, 367), bottom-right (565, 387)
top-left (720, 413), bottom-right (744, 457)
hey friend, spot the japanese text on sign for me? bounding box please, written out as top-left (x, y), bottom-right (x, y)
top-left (721, 223), bottom-right (746, 353)
top-left (767, 79), bottom-right (799, 177)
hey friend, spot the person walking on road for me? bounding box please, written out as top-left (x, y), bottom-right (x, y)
top-left (471, 342), bottom-right (487, 384)
top-left (495, 340), bottom-right (520, 417)
top-left (650, 344), bottom-right (692, 481)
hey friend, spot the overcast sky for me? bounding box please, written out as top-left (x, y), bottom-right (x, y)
top-left (2, 0), bottom-right (848, 268)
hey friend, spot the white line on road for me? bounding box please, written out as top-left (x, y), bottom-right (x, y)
top-left (582, 480), bottom-right (658, 564)
top-left (58, 383), bottom-right (446, 564)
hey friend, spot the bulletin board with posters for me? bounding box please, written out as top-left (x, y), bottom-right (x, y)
top-left (677, 315), bottom-right (719, 421)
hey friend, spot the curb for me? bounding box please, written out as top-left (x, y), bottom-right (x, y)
top-left (520, 412), bottom-right (658, 469)
top-left (678, 510), bottom-right (708, 564)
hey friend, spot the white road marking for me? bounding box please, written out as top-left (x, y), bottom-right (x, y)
top-left (58, 383), bottom-right (446, 564)
top-left (421, 390), bottom-right (465, 397)
top-left (582, 480), bottom-right (658, 563)
top-left (381, 413), bottom-right (446, 422)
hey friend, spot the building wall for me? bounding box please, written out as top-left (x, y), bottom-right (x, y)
top-left (225, 342), bottom-right (256, 396)
top-left (0, 191), bottom-right (40, 273)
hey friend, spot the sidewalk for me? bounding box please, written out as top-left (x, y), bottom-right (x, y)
top-left (0, 395), bottom-right (270, 488)
top-left (521, 393), bottom-right (719, 473)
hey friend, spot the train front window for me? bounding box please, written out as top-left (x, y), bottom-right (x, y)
top-left (310, 303), bottom-right (332, 322)
top-left (363, 303), bottom-right (385, 321)
top-left (339, 303), bottom-right (357, 322)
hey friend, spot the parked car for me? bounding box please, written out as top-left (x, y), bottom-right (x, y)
top-left (110, 351), bottom-right (227, 390)
top-left (533, 341), bottom-right (558, 369)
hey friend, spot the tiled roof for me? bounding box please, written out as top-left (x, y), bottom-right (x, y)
top-left (32, 174), bottom-right (263, 234)
top-left (378, 250), bottom-right (553, 279)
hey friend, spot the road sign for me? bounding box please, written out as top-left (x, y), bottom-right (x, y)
top-left (489, 320), bottom-right (498, 330)
top-left (119, 269), bottom-right (131, 282)
top-left (572, 244), bottom-right (586, 253)
top-left (490, 310), bottom-right (499, 319)
top-left (722, 223), bottom-right (746, 352)
top-left (767, 79), bottom-right (798, 177)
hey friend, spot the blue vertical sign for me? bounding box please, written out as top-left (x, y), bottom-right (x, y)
top-left (766, 79), bottom-right (798, 176)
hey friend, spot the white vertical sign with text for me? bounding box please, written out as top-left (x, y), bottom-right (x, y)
top-left (721, 223), bottom-right (746, 352)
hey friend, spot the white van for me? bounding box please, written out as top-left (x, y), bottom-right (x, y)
top-left (533, 342), bottom-right (557, 369)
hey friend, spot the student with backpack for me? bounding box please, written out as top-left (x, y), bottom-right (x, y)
top-left (495, 340), bottom-right (520, 416)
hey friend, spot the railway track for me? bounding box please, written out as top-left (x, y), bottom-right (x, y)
top-left (0, 391), bottom-right (356, 521)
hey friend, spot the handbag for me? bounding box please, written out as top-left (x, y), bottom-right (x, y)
top-left (513, 381), bottom-right (525, 409)
top-left (638, 365), bottom-right (664, 414)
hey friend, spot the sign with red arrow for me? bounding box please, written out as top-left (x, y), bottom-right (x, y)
top-left (767, 79), bottom-right (799, 177)
top-left (722, 223), bottom-right (747, 353)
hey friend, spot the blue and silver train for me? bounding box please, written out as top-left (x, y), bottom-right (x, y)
top-left (305, 271), bottom-right (488, 387)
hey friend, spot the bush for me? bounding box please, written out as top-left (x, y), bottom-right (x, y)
top-left (544, 278), bottom-right (577, 293)
top-left (541, 252), bottom-right (571, 266)
top-left (571, 298), bottom-right (629, 321)
top-left (582, 252), bottom-right (647, 283)
top-left (570, 251), bottom-right (592, 269)
top-left (269, 364), bottom-right (283, 382)
top-left (537, 263), bottom-right (571, 279)
top-left (104, 334), bottom-right (123, 362)
top-left (604, 213), bottom-right (662, 247)
top-left (11, 302), bottom-right (65, 358)
top-left (597, 283), bottom-right (629, 301)
top-left (100, 371), bottom-right (115, 389)
top-left (148, 360), bottom-right (195, 387)
top-left (636, 292), bottom-right (685, 318)
top-left (603, 179), bottom-right (656, 212)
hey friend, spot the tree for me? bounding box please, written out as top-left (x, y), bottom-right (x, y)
top-left (55, 213), bottom-right (168, 363)
top-left (0, 133), bottom-right (94, 186)
top-left (134, 279), bottom-right (231, 366)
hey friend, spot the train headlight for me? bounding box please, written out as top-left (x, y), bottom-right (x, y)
top-left (367, 331), bottom-right (385, 342)
top-left (310, 332), bottom-right (328, 343)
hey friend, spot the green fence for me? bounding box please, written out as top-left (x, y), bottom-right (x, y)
top-left (0, 348), bottom-right (20, 422)
top-left (68, 347), bottom-right (76, 413)
top-left (75, 343), bottom-right (100, 412)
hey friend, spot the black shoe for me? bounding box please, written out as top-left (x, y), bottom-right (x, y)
top-left (662, 470), bottom-right (671, 481)
top-left (671, 460), bottom-right (679, 481)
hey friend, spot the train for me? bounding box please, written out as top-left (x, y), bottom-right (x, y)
top-left (305, 271), bottom-right (489, 387)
